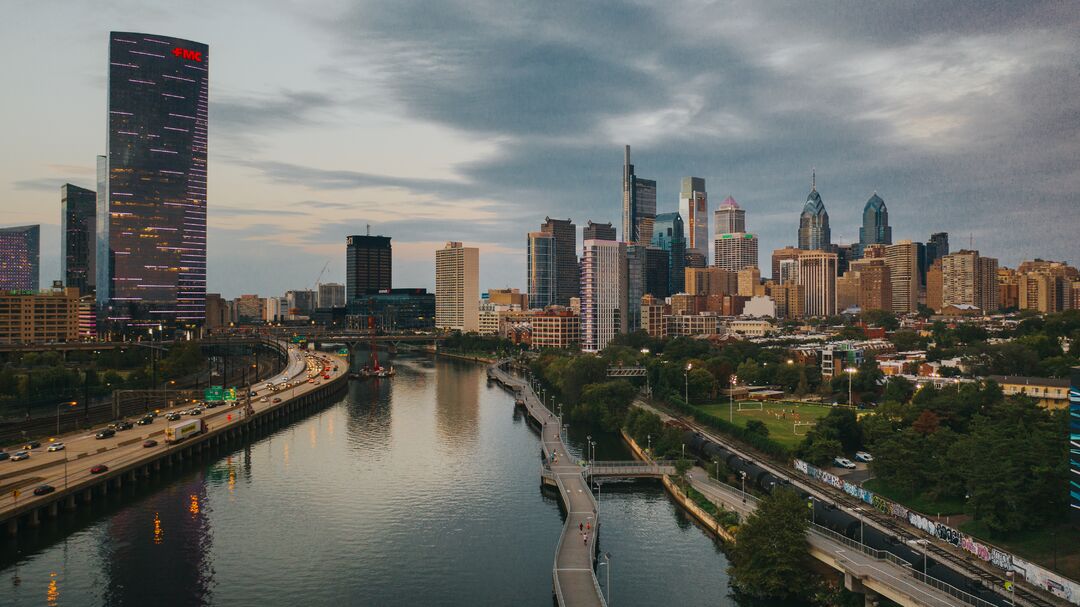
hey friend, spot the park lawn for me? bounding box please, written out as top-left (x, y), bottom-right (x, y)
top-left (862, 478), bottom-right (965, 516)
top-left (958, 520), bottom-right (1080, 580)
top-left (696, 401), bottom-right (832, 449)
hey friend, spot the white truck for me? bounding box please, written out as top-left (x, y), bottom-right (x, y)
top-left (165, 419), bottom-right (204, 444)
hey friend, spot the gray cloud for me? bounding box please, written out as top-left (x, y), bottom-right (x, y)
top-left (12, 178), bottom-right (76, 192)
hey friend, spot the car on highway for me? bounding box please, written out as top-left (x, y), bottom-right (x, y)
top-left (189, 408), bottom-right (202, 416)
top-left (833, 457), bottom-right (857, 469)
top-left (249, 391), bottom-right (258, 397)
top-left (96, 429), bottom-right (116, 439)
top-left (22, 440), bottom-right (41, 450)
top-left (142, 439), bottom-right (158, 448)
top-left (272, 397), bottom-right (282, 404)
top-left (261, 396), bottom-right (269, 402)
top-left (0, 452), bottom-right (8, 462)
top-left (166, 413), bottom-right (181, 421)
top-left (854, 451), bottom-right (873, 463)
top-left (10, 451), bottom-right (30, 461)
top-left (33, 485), bottom-right (55, 496)
top-left (90, 464), bottom-right (109, 474)
top-left (115, 421), bottom-right (134, 431)
top-left (137, 416), bottom-right (154, 426)
top-left (47, 442), bottom-right (65, 452)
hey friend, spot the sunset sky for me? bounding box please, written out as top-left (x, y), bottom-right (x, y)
top-left (2, 0), bottom-right (1078, 297)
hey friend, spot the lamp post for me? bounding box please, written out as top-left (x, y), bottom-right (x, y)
top-left (854, 507), bottom-right (864, 544)
top-left (599, 552), bottom-right (613, 605)
top-left (646, 434), bottom-right (651, 455)
top-left (740, 470), bottom-right (747, 502)
top-left (845, 366), bottom-right (857, 406)
top-left (684, 363), bottom-right (692, 404)
top-left (586, 435), bottom-right (592, 464)
top-left (729, 374), bottom-right (738, 423)
top-left (56, 401), bottom-right (76, 435)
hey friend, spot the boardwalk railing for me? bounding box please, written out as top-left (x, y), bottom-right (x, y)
top-left (585, 461), bottom-right (675, 477)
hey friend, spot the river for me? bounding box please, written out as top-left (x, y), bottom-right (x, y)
top-left (0, 355), bottom-right (741, 606)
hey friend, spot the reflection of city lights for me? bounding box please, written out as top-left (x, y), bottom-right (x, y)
top-left (189, 494), bottom-right (199, 516)
top-left (310, 426), bottom-right (317, 449)
top-left (327, 416), bottom-right (334, 437)
top-left (228, 470), bottom-right (236, 493)
top-left (46, 572), bottom-right (59, 606)
top-left (153, 512), bottom-right (163, 544)
top-left (283, 444), bottom-right (289, 467)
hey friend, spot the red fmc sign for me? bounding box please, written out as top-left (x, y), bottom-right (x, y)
top-left (172, 47), bottom-right (203, 62)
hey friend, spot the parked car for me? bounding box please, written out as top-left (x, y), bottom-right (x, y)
top-left (22, 440), bottom-right (41, 450)
top-left (10, 451), bottom-right (30, 461)
top-left (142, 439), bottom-right (158, 448)
top-left (90, 464), bottom-right (109, 474)
top-left (854, 451), bottom-right (874, 463)
top-left (833, 457), bottom-right (857, 469)
top-left (33, 485), bottom-right (55, 496)
top-left (47, 442), bottom-right (65, 452)
top-left (96, 429), bottom-right (116, 439)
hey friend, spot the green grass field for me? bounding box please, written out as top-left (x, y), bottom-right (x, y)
top-left (696, 401), bottom-right (832, 448)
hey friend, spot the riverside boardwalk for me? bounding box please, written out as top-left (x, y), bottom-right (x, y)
top-left (488, 362), bottom-right (606, 607)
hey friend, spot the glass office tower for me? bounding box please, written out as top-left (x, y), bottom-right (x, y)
top-left (61, 183), bottom-right (96, 294)
top-left (98, 32), bottom-right (208, 332)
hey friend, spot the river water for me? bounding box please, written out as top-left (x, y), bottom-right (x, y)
top-left (0, 355), bottom-right (740, 606)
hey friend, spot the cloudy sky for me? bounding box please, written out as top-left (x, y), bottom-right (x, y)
top-left (2, 0), bottom-right (1078, 298)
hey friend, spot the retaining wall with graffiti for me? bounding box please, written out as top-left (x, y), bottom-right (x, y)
top-left (793, 459), bottom-right (1080, 605)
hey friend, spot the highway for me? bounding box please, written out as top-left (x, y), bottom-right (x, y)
top-left (0, 344), bottom-right (347, 522)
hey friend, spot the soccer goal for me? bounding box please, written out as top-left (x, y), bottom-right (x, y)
top-left (737, 401), bottom-right (763, 411)
top-left (793, 421), bottom-right (815, 435)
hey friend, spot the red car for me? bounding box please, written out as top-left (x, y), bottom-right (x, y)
top-left (90, 464), bottom-right (108, 474)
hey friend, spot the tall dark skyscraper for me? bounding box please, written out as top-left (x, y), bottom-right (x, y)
top-left (61, 183), bottom-right (96, 294)
top-left (527, 232), bottom-right (555, 309)
top-left (858, 193), bottom-right (892, 253)
top-left (0, 225), bottom-right (40, 291)
top-left (621, 146), bottom-right (656, 244)
top-left (98, 32), bottom-right (209, 331)
top-left (346, 235), bottom-right (392, 301)
top-left (540, 217), bottom-right (578, 306)
top-left (798, 174), bottom-right (831, 251)
top-left (652, 212), bottom-right (686, 294)
top-left (926, 232), bottom-right (949, 265)
top-left (584, 221), bottom-right (616, 241)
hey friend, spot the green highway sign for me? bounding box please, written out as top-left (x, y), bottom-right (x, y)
top-left (225, 388), bottom-right (237, 402)
top-left (205, 386), bottom-right (224, 402)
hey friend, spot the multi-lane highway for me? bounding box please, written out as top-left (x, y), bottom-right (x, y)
top-left (0, 345), bottom-right (347, 526)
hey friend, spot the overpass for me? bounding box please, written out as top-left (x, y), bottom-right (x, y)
top-left (488, 363), bottom-right (607, 607)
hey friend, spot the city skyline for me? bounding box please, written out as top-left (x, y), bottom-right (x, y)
top-left (2, 2), bottom-right (1079, 299)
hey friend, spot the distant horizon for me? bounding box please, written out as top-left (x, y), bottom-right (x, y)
top-left (2, 2), bottom-right (1078, 299)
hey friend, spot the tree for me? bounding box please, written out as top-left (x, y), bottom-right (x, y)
top-left (862, 309), bottom-right (899, 331)
top-left (745, 419), bottom-right (770, 437)
top-left (890, 330), bottom-right (925, 352)
top-left (729, 489), bottom-right (813, 600)
top-left (881, 375), bottom-right (915, 404)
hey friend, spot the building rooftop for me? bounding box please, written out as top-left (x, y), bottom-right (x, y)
top-left (987, 375), bottom-right (1071, 388)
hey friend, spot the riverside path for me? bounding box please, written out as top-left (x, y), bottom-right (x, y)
top-left (488, 362), bottom-right (606, 607)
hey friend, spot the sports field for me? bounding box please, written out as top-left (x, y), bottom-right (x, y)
top-left (696, 401), bottom-right (833, 448)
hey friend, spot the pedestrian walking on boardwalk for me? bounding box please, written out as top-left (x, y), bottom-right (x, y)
top-left (579, 522), bottom-right (583, 532)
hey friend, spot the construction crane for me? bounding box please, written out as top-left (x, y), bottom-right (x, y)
top-left (311, 260), bottom-right (330, 292)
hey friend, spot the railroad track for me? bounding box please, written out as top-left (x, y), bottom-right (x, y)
top-left (654, 403), bottom-right (1065, 607)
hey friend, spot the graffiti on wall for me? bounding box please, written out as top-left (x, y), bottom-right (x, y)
top-left (793, 459), bottom-right (1080, 606)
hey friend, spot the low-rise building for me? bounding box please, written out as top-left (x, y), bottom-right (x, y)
top-left (727, 319), bottom-right (772, 337)
top-left (666, 313), bottom-right (720, 336)
top-left (988, 375), bottom-right (1071, 410)
top-left (0, 287), bottom-right (79, 344)
top-left (530, 308), bottom-right (580, 349)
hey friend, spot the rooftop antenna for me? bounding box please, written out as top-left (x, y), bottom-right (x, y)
top-left (366, 223), bottom-right (371, 236)
top-left (811, 168), bottom-right (816, 191)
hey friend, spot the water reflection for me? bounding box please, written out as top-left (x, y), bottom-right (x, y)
top-left (435, 358), bottom-right (480, 447)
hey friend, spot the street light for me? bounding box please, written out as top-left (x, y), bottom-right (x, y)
top-left (740, 470), bottom-right (747, 502)
top-left (845, 367), bottom-right (857, 405)
top-left (684, 363), bottom-right (692, 404)
top-left (586, 435), bottom-right (592, 464)
top-left (56, 401), bottom-right (77, 435)
top-left (598, 552), bottom-right (613, 605)
top-left (729, 374), bottom-right (738, 423)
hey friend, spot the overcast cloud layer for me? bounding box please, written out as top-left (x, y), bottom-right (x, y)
top-left (2, 1), bottom-right (1078, 297)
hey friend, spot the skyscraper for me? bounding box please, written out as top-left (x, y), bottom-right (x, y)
top-left (942, 250), bottom-right (999, 313)
top-left (713, 196), bottom-right (758, 272)
top-left (645, 248), bottom-right (670, 299)
top-left (527, 231), bottom-right (556, 309)
top-left (858, 193), bottom-right (892, 254)
top-left (0, 225), bottom-right (40, 291)
top-left (797, 250), bottom-right (838, 317)
top-left (651, 212), bottom-right (686, 294)
top-left (714, 196), bottom-right (745, 234)
top-left (926, 232), bottom-right (949, 266)
top-left (540, 217), bottom-right (578, 306)
top-left (885, 241), bottom-right (920, 314)
top-left (798, 175), bottom-right (831, 251)
top-left (61, 184), bottom-right (96, 294)
top-left (435, 242), bottom-right (479, 332)
top-left (98, 32), bottom-right (209, 331)
top-left (318, 283), bottom-right (346, 308)
top-left (584, 221), bottom-right (616, 241)
top-left (581, 239), bottom-right (627, 352)
top-left (678, 177), bottom-right (708, 260)
top-left (346, 235), bottom-right (392, 301)
top-left (622, 146), bottom-right (656, 244)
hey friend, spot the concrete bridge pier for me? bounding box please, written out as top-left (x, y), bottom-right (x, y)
top-left (47, 501), bottom-right (58, 518)
top-left (6, 517), bottom-right (16, 537)
top-left (84, 488), bottom-right (93, 502)
top-left (65, 494), bottom-right (76, 510)
top-left (27, 508), bottom-right (40, 527)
